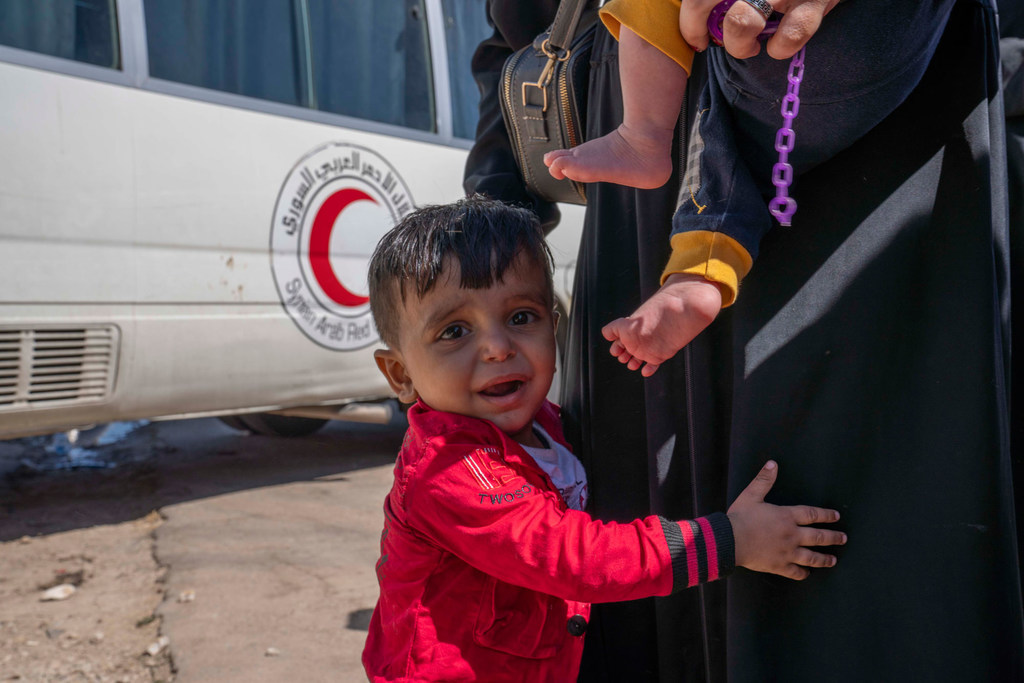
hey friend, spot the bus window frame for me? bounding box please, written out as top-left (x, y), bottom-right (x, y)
top-left (422, 0), bottom-right (454, 144)
top-left (0, 0), bottom-right (475, 150)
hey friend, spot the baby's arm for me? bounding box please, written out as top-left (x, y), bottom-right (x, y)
top-left (728, 461), bottom-right (846, 580)
top-left (602, 272), bottom-right (724, 376)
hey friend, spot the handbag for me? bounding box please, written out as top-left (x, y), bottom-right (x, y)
top-left (499, 0), bottom-right (598, 206)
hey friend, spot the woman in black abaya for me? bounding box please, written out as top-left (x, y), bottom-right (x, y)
top-left (465, 1), bottom-right (1023, 680)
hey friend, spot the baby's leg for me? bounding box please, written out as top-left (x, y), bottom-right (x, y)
top-left (602, 273), bottom-right (723, 376)
top-left (544, 26), bottom-right (686, 189)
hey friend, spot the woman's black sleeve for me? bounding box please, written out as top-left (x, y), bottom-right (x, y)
top-left (462, 0), bottom-right (562, 231)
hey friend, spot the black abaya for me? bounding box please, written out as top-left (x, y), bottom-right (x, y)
top-left (466, 0), bottom-right (1023, 680)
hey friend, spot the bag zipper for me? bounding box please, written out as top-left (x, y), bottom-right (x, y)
top-left (559, 69), bottom-right (578, 149)
top-left (557, 62), bottom-right (587, 202)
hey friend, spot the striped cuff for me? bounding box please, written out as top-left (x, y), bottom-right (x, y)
top-left (660, 512), bottom-right (735, 591)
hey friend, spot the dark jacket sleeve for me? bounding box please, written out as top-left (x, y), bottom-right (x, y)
top-left (673, 0), bottom-right (957, 266)
top-left (673, 69), bottom-right (773, 263)
top-left (463, 0), bottom-right (562, 232)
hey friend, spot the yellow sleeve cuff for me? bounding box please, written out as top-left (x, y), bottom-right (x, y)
top-left (600, 0), bottom-right (694, 73)
top-left (661, 231), bottom-right (753, 308)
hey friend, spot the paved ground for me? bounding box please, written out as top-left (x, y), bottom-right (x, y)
top-left (0, 415), bottom-right (404, 682)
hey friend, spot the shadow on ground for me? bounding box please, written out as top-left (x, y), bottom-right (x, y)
top-left (0, 416), bottom-right (405, 542)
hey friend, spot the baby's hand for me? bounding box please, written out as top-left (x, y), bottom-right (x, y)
top-left (727, 461), bottom-right (847, 580)
top-left (601, 273), bottom-right (723, 376)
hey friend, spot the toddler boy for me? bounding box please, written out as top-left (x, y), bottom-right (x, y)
top-left (361, 195), bottom-right (846, 682)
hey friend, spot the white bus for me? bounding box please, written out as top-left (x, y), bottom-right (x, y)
top-left (0, 0), bottom-right (583, 439)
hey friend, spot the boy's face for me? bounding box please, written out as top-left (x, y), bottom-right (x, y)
top-left (374, 254), bottom-right (556, 446)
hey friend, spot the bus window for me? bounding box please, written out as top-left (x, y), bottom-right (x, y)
top-left (143, 0), bottom-right (306, 108)
top-left (143, 0), bottom-right (435, 133)
top-left (0, 0), bottom-right (119, 69)
top-left (441, 0), bottom-right (490, 140)
top-left (307, 0), bottom-right (434, 132)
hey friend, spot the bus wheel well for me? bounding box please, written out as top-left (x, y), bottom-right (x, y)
top-left (218, 413), bottom-right (327, 437)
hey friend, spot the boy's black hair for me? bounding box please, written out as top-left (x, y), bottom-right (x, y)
top-left (368, 195), bottom-right (554, 348)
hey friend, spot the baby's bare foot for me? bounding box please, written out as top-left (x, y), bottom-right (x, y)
top-left (544, 124), bottom-right (673, 189)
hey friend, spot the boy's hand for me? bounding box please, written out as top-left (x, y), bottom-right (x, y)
top-left (728, 461), bottom-right (847, 580)
top-left (601, 273), bottom-right (722, 376)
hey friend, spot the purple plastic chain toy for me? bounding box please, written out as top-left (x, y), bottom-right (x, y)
top-left (707, 0), bottom-right (805, 226)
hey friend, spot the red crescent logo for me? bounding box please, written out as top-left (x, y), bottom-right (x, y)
top-left (308, 188), bottom-right (374, 307)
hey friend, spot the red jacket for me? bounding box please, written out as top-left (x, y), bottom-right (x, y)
top-left (362, 401), bottom-right (733, 682)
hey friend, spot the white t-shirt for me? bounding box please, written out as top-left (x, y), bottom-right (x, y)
top-left (522, 423), bottom-right (589, 511)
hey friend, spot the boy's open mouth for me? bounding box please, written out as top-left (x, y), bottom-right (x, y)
top-left (479, 380), bottom-right (524, 397)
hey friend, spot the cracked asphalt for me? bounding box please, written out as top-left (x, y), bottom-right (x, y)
top-left (0, 415), bottom-right (403, 682)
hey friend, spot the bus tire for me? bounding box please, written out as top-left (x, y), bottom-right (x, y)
top-left (218, 413), bottom-right (327, 437)
top-left (217, 415), bottom-right (251, 431)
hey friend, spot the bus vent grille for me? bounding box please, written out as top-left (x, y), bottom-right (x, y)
top-left (0, 326), bottom-right (119, 411)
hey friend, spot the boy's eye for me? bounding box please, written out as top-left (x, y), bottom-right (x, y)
top-left (439, 324), bottom-right (466, 340)
top-left (510, 310), bottom-right (536, 326)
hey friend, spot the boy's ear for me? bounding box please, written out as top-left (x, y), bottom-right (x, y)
top-left (374, 349), bottom-right (418, 404)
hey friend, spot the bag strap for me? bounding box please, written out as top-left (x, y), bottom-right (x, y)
top-left (548, 0), bottom-right (591, 53)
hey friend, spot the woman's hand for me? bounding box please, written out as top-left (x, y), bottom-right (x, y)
top-left (680, 0), bottom-right (843, 60)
